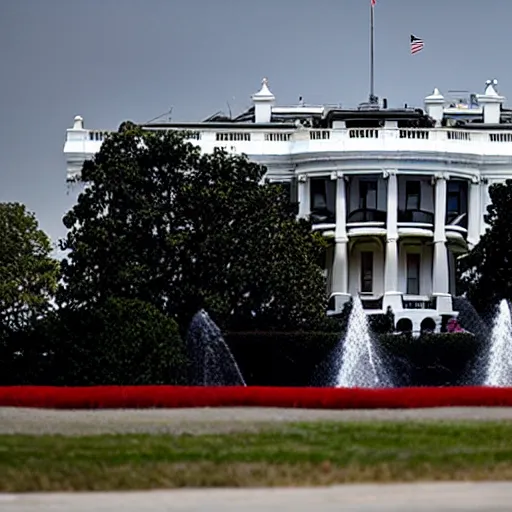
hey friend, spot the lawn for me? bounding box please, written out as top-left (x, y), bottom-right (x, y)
top-left (2, 421), bottom-right (512, 491)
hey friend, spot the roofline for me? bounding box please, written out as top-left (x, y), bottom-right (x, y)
top-left (461, 123), bottom-right (512, 130)
top-left (324, 109), bottom-right (428, 122)
top-left (141, 122), bottom-right (296, 130)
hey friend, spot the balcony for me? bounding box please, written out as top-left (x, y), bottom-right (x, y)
top-left (310, 208), bottom-right (335, 227)
top-left (347, 208), bottom-right (387, 223)
top-left (361, 296), bottom-right (384, 310)
top-left (402, 296), bottom-right (436, 310)
top-left (64, 125), bottom-right (512, 182)
top-left (346, 209), bottom-right (387, 237)
top-left (398, 209), bottom-right (435, 225)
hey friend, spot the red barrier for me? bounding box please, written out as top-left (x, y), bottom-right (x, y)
top-left (1, 386), bottom-right (512, 409)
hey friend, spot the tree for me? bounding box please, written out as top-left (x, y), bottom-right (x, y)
top-left (59, 123), bottom-right (328, 331)
top-left (0, 203), bottom-right (59, 332)
top-left (457, 179), bottom-right (512, 312)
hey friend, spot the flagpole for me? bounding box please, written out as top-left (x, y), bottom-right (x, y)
top-left (369, 0), bottom-right (377, 104)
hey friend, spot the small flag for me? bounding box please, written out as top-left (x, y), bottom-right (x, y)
top-left (410, 34), bottom-right (424, 55)
top-left (371, 0), bottom-right (376, 5)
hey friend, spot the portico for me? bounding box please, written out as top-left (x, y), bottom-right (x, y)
top-left (314, 167), bottom-right (473, 332)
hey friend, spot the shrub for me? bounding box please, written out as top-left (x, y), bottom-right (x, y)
top-left (0, 322), bottom-right (56, 386)
top-left (0, 298), bottom-right (187, 386)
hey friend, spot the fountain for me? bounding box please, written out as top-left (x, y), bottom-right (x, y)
top-left (186, 309), bottom-right (246, 386)
top-left (484, 299), bottom-right (512, 387)
top-left (335, 296), bottom-right (392, 388)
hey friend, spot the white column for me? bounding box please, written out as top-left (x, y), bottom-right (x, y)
top-left (432, 174), bottom-right (452, 314)
top-left (383, 170), bottom-right (401, 312)
top-left (297, 174), bottom-right (310, 218)
top-left (467, 178), bottom-right (481, 248)
top-left (330, 172), bottom-right (349, 312)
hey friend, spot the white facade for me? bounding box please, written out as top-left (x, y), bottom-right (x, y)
top-left (63, 78), bottom-right (512, 333)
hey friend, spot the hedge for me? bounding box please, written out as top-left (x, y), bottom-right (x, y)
top-left (380, 332), bottom-right (483, 387)
top-left (225, 331), bottom-right (340, 386)
top-left (2, 385), bottom-right (512, 409)
top-left (0, 298), bottom-right (187, 386)
top-left (226, 330), bottom-right (486, 387)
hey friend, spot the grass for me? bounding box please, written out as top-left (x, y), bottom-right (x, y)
top-left (2, 421), bottom-right (512, 491)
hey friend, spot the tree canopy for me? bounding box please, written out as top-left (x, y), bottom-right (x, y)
top-left (59, 123), bottom-right (328, 331)
top-left (457, 179), bottom-right (512, 312)
top-left (0, 202), bottom-right (59, 332)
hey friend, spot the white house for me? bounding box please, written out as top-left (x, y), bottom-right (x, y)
top-left (63, 78), bottom-right (512, 333)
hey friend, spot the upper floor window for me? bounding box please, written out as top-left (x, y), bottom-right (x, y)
top-left (310, 178), bottom-right (335, 223)
top-left (405, 181), bottom-right (421, 210)
top-left (446, 181), bottom-right (468, 226)
top-left (359, 180), bottom-right (377, 210)
top-left (447, 182), bottom-right (462, 217)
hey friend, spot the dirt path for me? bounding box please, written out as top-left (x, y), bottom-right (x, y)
top-left (2, 407), bottom-right (512, 435)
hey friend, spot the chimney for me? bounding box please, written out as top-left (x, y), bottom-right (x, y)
top-left (424, 88), bottom-right (445, 126)
top-left (251, 78), bottom-right (275, 123)
top-left (477, 79), bottom-right (504, 124)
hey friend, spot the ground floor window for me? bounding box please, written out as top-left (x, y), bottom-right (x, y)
top-left (360, 251), bottom-right (374, 294)
top-left (406, 253), bottom-right (420, 295)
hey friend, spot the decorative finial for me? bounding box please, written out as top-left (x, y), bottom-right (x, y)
top-left (72, 115), bottom-right (84, 130)
top-left (484, 78), bottom-right (499, 96)
top-left (425, 87), bottom-right (444, 103)
top-left (252, 76), bottom-right (275, 101)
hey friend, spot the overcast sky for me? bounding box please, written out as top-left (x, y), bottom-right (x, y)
top-left (1, 0), bottom-right (509, 253)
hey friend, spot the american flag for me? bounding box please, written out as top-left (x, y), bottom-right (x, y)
top-left (410, 34), bottom-right (424, 55)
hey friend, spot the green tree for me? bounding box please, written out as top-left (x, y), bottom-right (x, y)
top-left (59, 123), bottom-right (328, 331)
top-left (0, 202), bottom-right (59, 332)
top-left (54, 297), bottom-right (186, 385)
top-left (457, 179), bottom-right (512, 312)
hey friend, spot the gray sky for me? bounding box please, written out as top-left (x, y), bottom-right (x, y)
top-left (0, 0), bottom-right (509, 252)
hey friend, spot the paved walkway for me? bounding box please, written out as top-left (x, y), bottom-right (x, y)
top-left (2, 406), bottom-right (512, 435)
top-left (2, 482), bottom-right (512, 511)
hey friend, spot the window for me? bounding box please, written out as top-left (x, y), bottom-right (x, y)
top-left (309, 178), bottom-right (335, 223)
top-left (406, 253), bottom-right (421, 295)
top-left (360, 251), bottom-right (374, 294)
top-left (310, 179), bottom-right (327, 210)
top-left (447, 181), bottom-right (461, 217)
top-left (405, 181), bottom-right (421, 210)
top-left (359, 180), bottom-right (377, 210)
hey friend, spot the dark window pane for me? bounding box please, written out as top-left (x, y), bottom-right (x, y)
top-left (405, 181), bottom-right (421, 210)
top-left (359, 181), bottom-right (378, 210)
top-left (406, 253), bottom-right (420, 295)
top-left (361, 251), bottom-right (374, 293)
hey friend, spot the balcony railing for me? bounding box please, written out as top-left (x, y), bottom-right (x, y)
top-left (347, 208), bottom-right (387, 223)
top-left (67, 127), bottom-right (512, 158)
top-left (397, 209), bottom-right (435, 224)
top-left (361, 296), bottom-right (384, 310)
top-left (402, 297), bottom-right (436, 310)
top-left (310, 208), bottom-right (335, 224)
